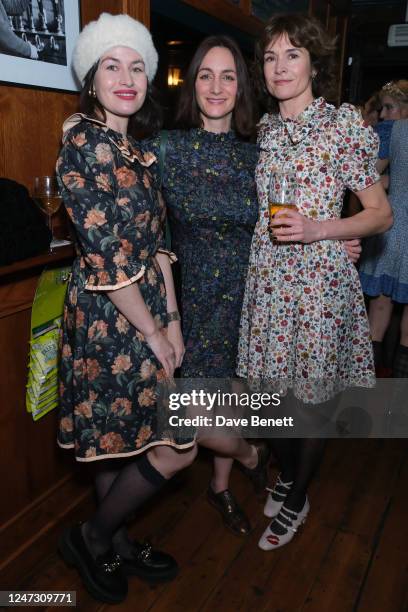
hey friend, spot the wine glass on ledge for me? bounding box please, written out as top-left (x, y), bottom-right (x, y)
top-left (33, 175), bottom-right (63, 250)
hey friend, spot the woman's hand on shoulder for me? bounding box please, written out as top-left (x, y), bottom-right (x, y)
top-left (270, 209), bottom-right (323, 244)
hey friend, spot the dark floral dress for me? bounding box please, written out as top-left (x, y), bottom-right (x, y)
top-left (143, 128), bottom-right (259, 377)
top-left (56, 114), bottom-right (195, 461)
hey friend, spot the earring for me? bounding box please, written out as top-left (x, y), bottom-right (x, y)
top-left (88, 85), bottom-right (96, 98)
top-left (311, 72), bottom-right (317, 81)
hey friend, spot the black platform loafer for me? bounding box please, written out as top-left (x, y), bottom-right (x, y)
top-left (121, 542), bottom-right (179, 582)
top-left (58, 524), bottom-right (128, 604)
top-left (207, 487), bottom-right (251, 536)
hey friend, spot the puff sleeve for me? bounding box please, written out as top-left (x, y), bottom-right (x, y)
top-left (56, 125), bottom-right (150, 291)
top-left (335, 104), bottom-right (380, 192)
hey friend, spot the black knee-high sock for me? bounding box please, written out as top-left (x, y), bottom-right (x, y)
top-left (267, 438), bottom-right (298, 482)
top-left (284, 438), bottom-right (327, 512)
top-left (84, 453), bottom-right (167, 558)
top-left (91, 459), bottom-right (137, 557)
top-left (393, 344), bottom-right (408, 378)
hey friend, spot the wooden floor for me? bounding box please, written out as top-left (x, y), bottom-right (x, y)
top-left (3, 439), bottom-right (408, 612)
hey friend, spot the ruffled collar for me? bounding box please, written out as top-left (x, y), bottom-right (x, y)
top-left (263, 97), bottom-right (332, 145)
top-left (62, 113), bottom-right (156, 167)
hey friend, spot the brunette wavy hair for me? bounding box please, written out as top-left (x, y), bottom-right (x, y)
top-left (175, 35), bottom-right (256, 139)
top-left (253, 13), bottom-right (337, 112)
top-left (79, 61), bottom-right (163, 140)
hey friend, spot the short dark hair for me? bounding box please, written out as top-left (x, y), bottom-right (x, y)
top-left (253, 14), bottom-right (337, 112)
top-left (175, 35), bottom-right (256, 139)
top-left (79, 61), bottom-right (162, 140)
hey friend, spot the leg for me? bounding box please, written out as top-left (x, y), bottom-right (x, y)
top-left (59, 445), bottom-right (196, 602)
top-left (207, 454), bottom-right (251, 536)
top-left (198, 435), bottom-right (258, 469)
top-left (399, 305), bottom-right (408, 347)
top-left (393, 305), bottom-right (408, 377)
top-left (369, 294), bottom-right (393, 342)
top-left (369, 295), bottom-right (394, 371)
top-left (83, 447), bottom-right (195, 558)
top-left (90, 447), bottom-right (197, 559)
top-left (267, 438), bottom-right (297, 483)
top-left (211, 455), bottom-right (234, 493)
top-left (283, 438), bottom-right (326, 512)
top-left (262, 438), bottom-right (297, 519)
top-left (259, 397), bottom-right (334, 551)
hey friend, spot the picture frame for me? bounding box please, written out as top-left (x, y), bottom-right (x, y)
top-left (0, 0), bottom-right (80, 92)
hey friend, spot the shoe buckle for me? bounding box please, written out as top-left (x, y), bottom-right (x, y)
top-left (102, 553), bottom-right (122, 573)
top-left (139, 542), bottom-right (153, 562)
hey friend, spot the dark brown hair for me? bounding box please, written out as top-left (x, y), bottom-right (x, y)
top-left (175, 35), bottom-right (256, 139)
top-left (253, 13), bottom-right (337, 112)
top-left (79, 61), bottom-right (162, 140)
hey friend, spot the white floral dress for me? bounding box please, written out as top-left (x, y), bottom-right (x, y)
top-left (237, 98), bottom-right (379, 403)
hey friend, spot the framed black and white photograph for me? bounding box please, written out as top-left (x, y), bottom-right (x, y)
top-left (0, 0), bottom-right (80, 91)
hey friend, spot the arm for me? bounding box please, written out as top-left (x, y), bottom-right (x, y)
top-left (376, 158), bottom-right (389, 175)
top-left (0, 17), bottom-right (32, 57)
top-left (58, 126), bottom-right (176, 376)
top-left (272, 181), bottom-right (392, 243)
top-left (2, 0), bottom-right (30, 13)
top-left (107, 283), bottom-right (176, 377)
top-left (155, 251), bottom-right (184, 368)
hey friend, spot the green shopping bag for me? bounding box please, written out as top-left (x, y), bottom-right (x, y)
top-left (26, 266), bottom-right (70, 420)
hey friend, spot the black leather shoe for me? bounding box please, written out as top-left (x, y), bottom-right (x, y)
top-left (121, 542), bottom-right (179, 582)
top-left (58, 524), bottom-right (128, 604)
top-left (241, 442), bottom-right (271, 495)
top-left (207, 487), bottom-right (251, 536)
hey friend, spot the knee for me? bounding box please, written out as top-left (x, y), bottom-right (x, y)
top-left (149, 443), bottom-right (198, 478)
top-left (176, 443), bottom-right (198, 470)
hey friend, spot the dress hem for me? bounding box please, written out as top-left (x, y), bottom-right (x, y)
top-left (360, 272), bottom-right (408, 304)
top-left (56, 436), bottom-right (196, 462)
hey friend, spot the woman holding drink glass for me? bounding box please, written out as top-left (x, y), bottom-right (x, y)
top-left (237, 13), bottom-right (392, 551)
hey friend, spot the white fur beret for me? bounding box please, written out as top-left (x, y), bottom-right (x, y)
top-left (72, 13), bottom-right (158, 84)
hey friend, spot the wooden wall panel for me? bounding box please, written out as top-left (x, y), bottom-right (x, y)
top-left (182, 0), bottom-right (262, 35)
top-left (0, 88), bottom-right (77, 190)
top-left (81, 0), bottom-right (150, 26)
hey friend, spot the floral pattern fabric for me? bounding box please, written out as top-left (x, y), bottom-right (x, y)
top-left (56, 116), bottom-right (195, 461)
top-left (143, 128), bottom-right (259, 377)
top-left (237, 98), bottom-right (378, 403)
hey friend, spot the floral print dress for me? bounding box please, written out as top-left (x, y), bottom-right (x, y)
top-left (237, 98), bottom-right (378, 403)
top-left (143, 128), bottom-right (259, 377)
top-left (56, 115), bottom-right (195, 461)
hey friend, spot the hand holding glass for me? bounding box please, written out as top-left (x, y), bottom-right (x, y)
top-left (268, 171), bottom-right (298, 240)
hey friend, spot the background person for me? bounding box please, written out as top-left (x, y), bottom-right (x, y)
top-left (359, 118), bottom-right (408, 377)
top-left (0, 0), bottom-right (37, 58)
top-left (359, 81), bottom-right (408, 375)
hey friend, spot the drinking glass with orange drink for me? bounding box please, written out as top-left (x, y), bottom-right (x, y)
top-left (268, 170), bottom-right (298, 241)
